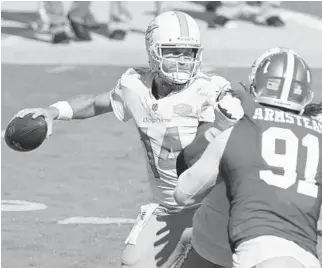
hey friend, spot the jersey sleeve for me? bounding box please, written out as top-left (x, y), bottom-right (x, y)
top-left (109, 69), bottom-right (133, 122)
top-left (197, 75), bottom-right (232, 122)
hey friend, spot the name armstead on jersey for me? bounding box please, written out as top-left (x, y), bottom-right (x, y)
top-left (253, 107), bottom-right (322, 134)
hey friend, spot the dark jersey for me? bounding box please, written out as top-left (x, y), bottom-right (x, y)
top-left (221, 102), bottom-right (322, 256)
top-left (176, 122), bottom-right (232, 267)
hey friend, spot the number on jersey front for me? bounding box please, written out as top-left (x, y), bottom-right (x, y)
top-left (158, 127), bottom-right (183, 169)
top-left (138, 127), bottom-right (183, 178)
top-left (260, 127), bottom-right (319, 198)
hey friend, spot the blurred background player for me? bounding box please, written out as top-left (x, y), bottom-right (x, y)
top-left (175, 47), bottom-right (322, 268)
top-left (108, 1), bottom-right (163, 40)
top-left (30, 1), bottom-right (98, 43)
top-left (108, 1), bottom-right (131, 40)
top-left (109, 1), bottom-right (132, 23)
top-left (154, 1), bottom-right (163, 17)
top-left (12, 11), bottom-right (241, 268)
top-left (206, 1), bottom-right (284, 29)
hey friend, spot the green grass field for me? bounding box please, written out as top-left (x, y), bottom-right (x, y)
top-left (2, 65), bottom-right (322, 267)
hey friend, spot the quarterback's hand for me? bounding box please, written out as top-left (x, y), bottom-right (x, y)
top-left (14, 108), bottom-right (56, 138)
top-left (217, 94), bottom-right (244, 121)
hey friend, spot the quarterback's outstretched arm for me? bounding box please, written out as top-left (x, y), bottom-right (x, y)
top-left (16, 91), bottom-right (114, 120)
top-left (15, 68), bottom-right (135, 128)
top-left (48, 92), bottom-right (114, 120)
top-left (174, 127), bottom-right (233, 206)
top-left (14, 91), bottom-right (116, 138)
top-left (69, 92), bottom-right (114, 119)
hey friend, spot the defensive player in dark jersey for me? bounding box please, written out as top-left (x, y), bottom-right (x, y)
top-left (175, 48), bottom-right (322, 268)
top-left (174, 93), bottom-right (243, 268)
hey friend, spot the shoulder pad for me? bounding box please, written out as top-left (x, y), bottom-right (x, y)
top-left (209, 75), bottom-right (231, 91)
top-left (119, 67), bottom-right (151, 88)
top-left (198, 74), bottom-right (231, 100)
top-left (196, 72), bottom-right (213, 82)
top-left (133, 67), bottom-right (151, 76)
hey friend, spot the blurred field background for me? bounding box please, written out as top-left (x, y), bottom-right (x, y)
top-left (2, 1), bottom-right (322, 267)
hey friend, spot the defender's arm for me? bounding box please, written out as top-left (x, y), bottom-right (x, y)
top-left (176, 93), bottom-right (244, 176)
top-left (174, 127), bottom-right (233, 206)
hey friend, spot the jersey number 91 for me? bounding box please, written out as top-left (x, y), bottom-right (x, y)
top-left (260, 127), bottom-right (319, 198)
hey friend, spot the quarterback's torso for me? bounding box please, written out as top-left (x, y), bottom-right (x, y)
top-left (110, 67), bottom-right (229, 208)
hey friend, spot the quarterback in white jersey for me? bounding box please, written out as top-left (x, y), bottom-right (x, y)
top-left (13, 11), bottom-right (238, 268)
top-left (110, 67), bottom-right (227, 209)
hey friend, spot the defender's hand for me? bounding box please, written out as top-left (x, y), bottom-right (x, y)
top-left (217, 94), bottom-right (244, 121)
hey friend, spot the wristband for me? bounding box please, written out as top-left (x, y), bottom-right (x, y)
top-left (213, 106), bottom-right (237, 131)
top-left (49, 101), bottom-right (73, 120)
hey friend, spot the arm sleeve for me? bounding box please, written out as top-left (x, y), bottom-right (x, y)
top-left (175, 127), bottom-right (233, 205)
top-left (176, 122), bottom-right (218, 176)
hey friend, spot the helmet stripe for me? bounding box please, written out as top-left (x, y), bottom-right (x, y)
top-left (280, 52), bottom-right (295, 101)
top-left (174, 11), bottom-right (189, 37)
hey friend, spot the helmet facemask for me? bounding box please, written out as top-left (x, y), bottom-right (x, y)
top-left (149, 42), bottom-right (203, 86)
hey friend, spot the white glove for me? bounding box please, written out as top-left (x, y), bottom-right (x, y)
top-left (211, 94), bottom-right (245, 132)
top-left (217, 94), bottom-right (244, 121)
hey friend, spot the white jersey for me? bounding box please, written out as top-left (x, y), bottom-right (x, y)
top-left (110, 67), bottom-right (230, 208)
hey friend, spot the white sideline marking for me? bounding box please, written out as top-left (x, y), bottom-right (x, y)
top-left (1, 20), bottom-right (28, 28)
top-left (280, 9), bottom-right (322, 31)
top-left (47, 65), bottom-right (76, 74)
top-left (2, 200), bottom-right (47, 211)
top-left (58, 217), bottom-right (136, 225)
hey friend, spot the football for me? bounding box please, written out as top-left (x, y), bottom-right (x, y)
top-left (4, 114), bottom-right (48, 152)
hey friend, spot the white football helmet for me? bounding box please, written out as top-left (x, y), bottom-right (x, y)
top-left (145, 11), bottom-right (203, 85)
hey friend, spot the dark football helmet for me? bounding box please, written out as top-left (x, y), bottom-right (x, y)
top-left (249, 47), bottom-right (313, 114)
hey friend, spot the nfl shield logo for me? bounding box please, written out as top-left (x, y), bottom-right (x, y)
top-left (152, 103), bottom-right (158, 112)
